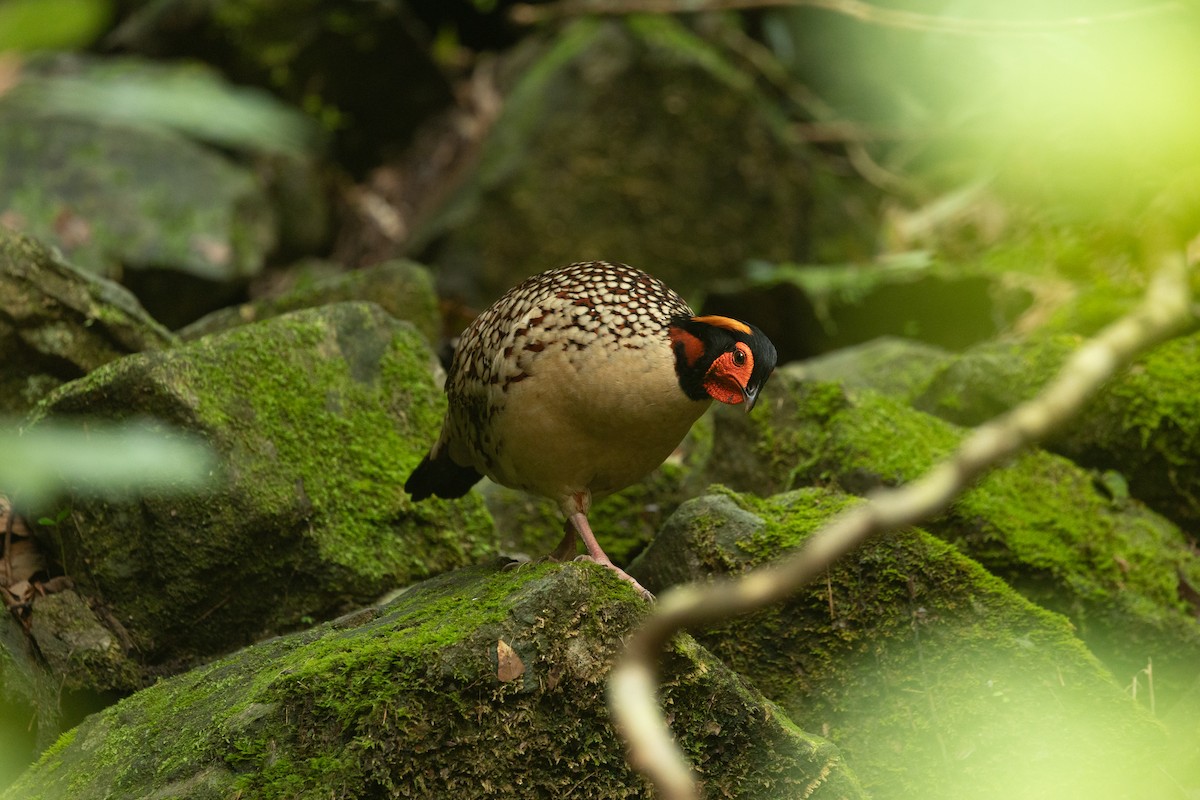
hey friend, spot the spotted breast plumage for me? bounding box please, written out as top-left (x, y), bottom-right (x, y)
top-left (406, 261), bottom-right (777, 599)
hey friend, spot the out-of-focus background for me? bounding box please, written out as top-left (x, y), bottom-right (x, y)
top-left (3, 1), bottom-right (1200, 798)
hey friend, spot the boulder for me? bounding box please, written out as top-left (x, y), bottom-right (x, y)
top-left (698, 372), bottom-right (1200, 712)
top-left (2, 561), bottom-right (864, 800)
top-left (179, 259), bottom-right (442, 347)
top-left (630, 489), bottom-right (1174, 800)
top-left (914, 332), bottom-right (1200, 537)
top-left (22, 302), bottom-right (495, 678)
top-left (0, 228), bottom-right (173, 414)
top-left (410, 16), bottom-right (875, 306)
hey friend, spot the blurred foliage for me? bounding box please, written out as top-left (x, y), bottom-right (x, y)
top-left (0, 56), bottom-right (321, 156)
top-left (0, 418), bottom-right (215, 508)
top-left (761, 0), bottom-right (1200, 216)
top-left (0, 0), bottom-right (112, 51)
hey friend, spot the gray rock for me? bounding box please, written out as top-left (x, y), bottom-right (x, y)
top-left (915, 331), bottom-right (1200, 537)
top-left (0, 110), bottom-right (275, 282)
top-left (0, 228), bottom-right (174, 414)
top-left (793, 336), bottom-right (953, 401)
top-left (2, 561), bottom-right (864, 800)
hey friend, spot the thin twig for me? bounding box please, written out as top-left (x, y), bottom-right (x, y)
top-left (511, 0), bottom-right (1182, 37)
top-left (609, 248), bottom-right (1197, 800)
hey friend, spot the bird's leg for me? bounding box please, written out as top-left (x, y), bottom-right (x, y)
top-left (567, 511), bottom-right (654, 602)
top-left (549, 521), bottom-right (579, 562)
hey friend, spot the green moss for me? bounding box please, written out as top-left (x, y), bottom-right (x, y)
top-left (706, 372), bottom-right (1200, 720)
top-left (159, 312), bottom-right (450, 579)
top-left (28, 303), bottom-right (495, 667)
top-left (5, 561), bottom-right (859, 799)
top-left (654, 488), bottom-right (1166, 800)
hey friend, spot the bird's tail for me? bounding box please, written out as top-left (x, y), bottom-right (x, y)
top-left (405, 449), bottom-right (483, 501)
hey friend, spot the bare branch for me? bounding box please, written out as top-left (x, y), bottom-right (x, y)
top-left (511, 0), bottom-right (1182, 37)
top-left (608, 248), bottom-right (1197, 800)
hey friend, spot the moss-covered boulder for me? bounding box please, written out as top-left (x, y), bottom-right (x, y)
top-left (23, 302), bottom-right (494, 677)
top-left (630, 489), bottom-right (1174, 800)
top-left (410, 15), bottom-right (873, 306)
top-left (914, 331), bottom-right (1200, 539)
top-left (699, 372), bottom-right (1200, 711)
top-left (0, 229), bottom-right (174, 414)
top-left (179, 258), bottom-right (441, 346)
top-left (2, 560), bottom-right (864, 800)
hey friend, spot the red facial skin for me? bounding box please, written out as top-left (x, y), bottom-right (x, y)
top-left (702, 341), bottom-right (754, 405)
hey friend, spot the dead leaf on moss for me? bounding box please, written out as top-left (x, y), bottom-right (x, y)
top-left (496, 639), bottom-right (525, 682)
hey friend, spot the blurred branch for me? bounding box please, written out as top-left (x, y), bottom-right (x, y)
top-left (512, 0), bottom-right (1182, 36)
top-left (608, 243), bottom-right (1199, 800)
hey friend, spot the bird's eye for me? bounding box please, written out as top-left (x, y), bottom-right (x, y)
top-left (732, 347), bottom-right (747, 367)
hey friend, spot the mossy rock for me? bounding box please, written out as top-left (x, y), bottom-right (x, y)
top-left (793, 336), bottom-right (953, 402)
top-left (412, 15), bottom-right (873, 306)
top-left (630, 488), bottom-right (1175, 800)
top-left (0, 228), bottom-right (174, 414)
top-left (700, 372), bottom-right (1200, 714)
top-left (23, 302), bottom-right (495, 676)
top-left (179, 258), bottom-right (441, 346)
top-left (3, 561), bottom-right (865, 800)
top-left (916, 331), bottom-right (1200, 537)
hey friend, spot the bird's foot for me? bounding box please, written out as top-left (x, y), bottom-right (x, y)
top-left (574, 555), bottom-right (654, 602)
top-left (501, 553), bottom-right (533, 572)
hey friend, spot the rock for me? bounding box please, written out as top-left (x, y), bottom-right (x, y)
top-left (0, 228), bottom-right (174, 414)
top-left (630, 489), bottom-right (1173, 800)
top-left (22, 302), bottom-right (495, 676)
top-left (0, 109), bottom-right (275, 284)
top-left (911, 334), bottom-right (1081, 426)
top-left (915, 331), bottom-right (1200, 536)
top-left (410, 16), bottom-right (875, 306)
top-left (179, 259), bottom-right (441, 346)
top-left (699, 373), bottom-right (1200, 713)
top-left (700, 262), bottom-right (1033, 363)
top-left (26, 590), bottom-right (139, 693)
top-left (793, 336), bottom-right (953, 401)
top-left (1, 561), bottom-right (865, 799)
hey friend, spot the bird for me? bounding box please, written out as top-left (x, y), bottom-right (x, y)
top-left (405, 261), bottom-right (777, 600)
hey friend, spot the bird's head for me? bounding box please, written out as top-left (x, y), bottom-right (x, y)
top-left (669, 315), bottom-right (777, 411)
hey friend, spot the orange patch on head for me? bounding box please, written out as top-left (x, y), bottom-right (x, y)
top-left (703, 342), bottom-right (755, 405)
top-left (691, 315), bottom-right (752, 336)
top-left (669, 326), bottom-right (705, 367)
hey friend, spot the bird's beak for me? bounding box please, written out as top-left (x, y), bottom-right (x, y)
top-left (742, 385), bottom-right (760, 412)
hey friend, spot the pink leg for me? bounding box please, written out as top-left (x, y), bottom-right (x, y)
top-left (568, 512), bottom-right (654, 602)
